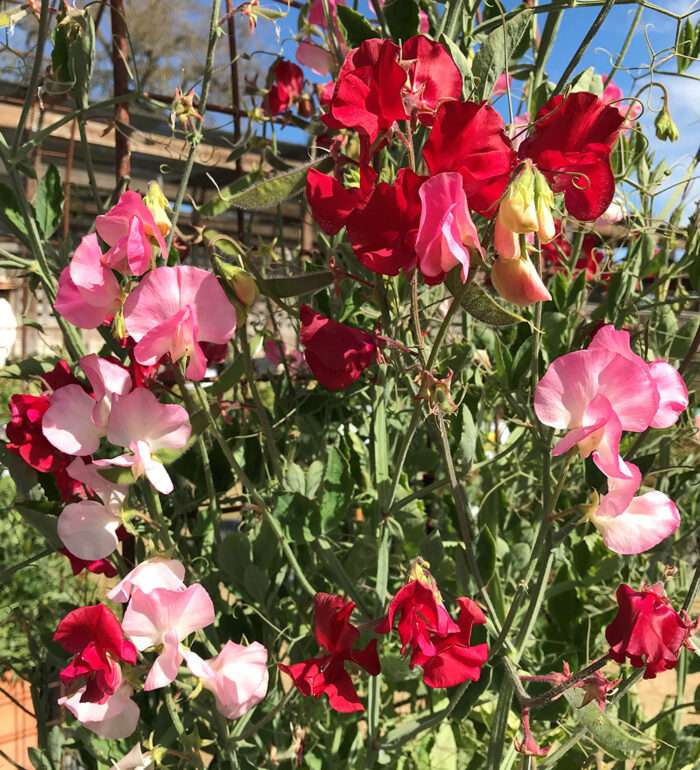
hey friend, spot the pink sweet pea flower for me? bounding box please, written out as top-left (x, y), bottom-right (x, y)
top-left (108, 558), bottom-right (186, 603)
top-left (111, 744), bottom-right (153, 770)
top-left (308, 0), bottom-right (345, 29)
top-left (96, 387), bottom-right (191, 494)
top-left (59, 680), bottom-right (139, 739)
top-left (491, 254), bottom-right (552, 307)
top-left (493, 73), bottom-right (513, 97)
top-left (201, 641), bottom-right (269, 719)
top-left (42, 355), bottom-right (132, 456)
top-left (416, 172), bottom-right (484, 284)
top-left (296, 39), bottom-right (335, 77)
top-left (57, 459), bottom-right (128, 561)
top-left (96, 191), bottom-right (168, 276)
top-left (123, 265), bottom-right (237, 381)
top-left (587, 325), bottom-right (688, 429)
top-left (55, 234), bottom-right (122, 329)
top-left (585, 461), bottom-right (680, 554)
top-left (534, 328), bottom-right (661, 479)
top-left (122, 584), bottom-right (216, 690)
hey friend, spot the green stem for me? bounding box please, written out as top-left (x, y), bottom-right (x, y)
top-left (142, 479), bottom-right (175, 551)
top-left (238, 327), bottom-right (284, 484)
top-left (192, 381), bottom-right (316, 598)
top-left (606, 4), bottom-right (643, 84)
top-left (165, 0), bottom-right (222, 252)
top-left (77, 118), bottom-right (104, 214)
top-left (164, 689), bottom-right (206, 770)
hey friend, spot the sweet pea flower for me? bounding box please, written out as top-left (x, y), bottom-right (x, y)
top-left (111, 744), bottom-right (154, 770)
top-left (308, 0), bottom-right (345, 29)
top-left (122, 584), bottom-right (216, 690)
top-left (296, 39), bottom-right (335, 77)
top-left (300, 305), bottom-right (379, 390)
top-left (584, 462), bottom-right (680, 554)
top-left (278, 593), bottom-right (380, 713)
top-left (534, 326), bottom-right (669, 479)
top-left (123, 265), bottom-right (237, 381)
top-left (201, 641), bottom-right (269, 719)
top-left (265, 60), bottom-right (304, 114)
top-left (108, 557), bottom-right (186, 603)
top-left (606, 583), bottom-right (698, 679)
top-left (55, 234), bottom-right (122, 329)
top-left (43, 354), bottom-right (132, 456)
top-left (306, 165), bottom-right (377, 236)
top-left (96, 191), bottom-right (168, 276)
top-left (416, 172), bottom-right (484, 284)
top-left (57, 458), bottom-right (128, 561)
top-left (96, 387), bottom-right (191, 494)
top-left (491, 254), bottom-right (552, 307)
top-left (60, 680), bottom-right (139, 739)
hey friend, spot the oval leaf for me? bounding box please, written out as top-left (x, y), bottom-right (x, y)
top-left (472, 9), bottom-right (532, 100)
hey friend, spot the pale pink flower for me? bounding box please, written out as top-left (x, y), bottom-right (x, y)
top-left (493, 73), bottom-right (513, 97)
top-left (508, 112), bottom-right (530, 152)
top-left (96, 387), bottom-right (191, 494)
top-left (416, 172), bottom-right (483, 283)
top-left (96, 191), bottom-right (168, 276)
top-left (491, 255), bottom-right (551, 307)
top-left (59, 680), bottom-right (139, 739)
top-left (55, 234), bottom-right (122, 329)
top-left (296, 39), bottom-right (335, 77)
top-left (122, 584), bottom-right (216, 690)
top-left (585, 461), bottom-right (680, 554)
top-left (57, 458), bottom-right (128, 561)
top-left (108, 558), bottom-right (186, 603)
top-left (596, 199), bottom-right (625, 227)
top-left (588, 325), bottom-right (688, 429)
top-left (111, 744), bottom-right (153, 770)
top-left (123, 265), bottom-right (237, 381)
top-left (201, 641), bottom-right (269, 719)
top-left (308, 0), bottom-right (345, 29)
top-left (43, 355), bottom-right (132, 456)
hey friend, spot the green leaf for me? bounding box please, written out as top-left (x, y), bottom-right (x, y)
top-left (15, 502), bottom-right (61, 549)
top-left (429, 723), bottom-right (457, 770)
top-left (260, 271), bottom-right (334, 299)
top-left (458, 403), bottom-right (477, 467)
top-left (677, 18), bottom-right (694, 74)
top-left (564, 688), bottom-right (653, 760)
top-left (0, 183), bottom-right (30, 242)
top-left (384, 0), bottom-right (420, 42)
top-left (337, 5), bottom-right (379, 48)
top-left (472, 9), bottom-right (532, 100)
top-left (306, 460), bottom-right (324, 499)
top-left (286, 462), bottom-right (306, 495)
top-left (34, 165), bottom-right (64, 239)
top-left (200, 172), bottom-right (260, 217)
top-left (438, 34), bottom-right (473, 96)
top-left (476, 526), bottom-right (496, 586)
top-left (320, 447), bottom-right (353, 531)
top-left (449, 278), bottom-right (526, 327)
top-left (570, 65), bottom-right (604, 97)
top-left (201, 156), bottom-right (333, 214)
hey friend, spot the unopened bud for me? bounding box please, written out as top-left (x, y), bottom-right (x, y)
top-left (216, 258), bottom-right (259, 307)
top-left (534, 172), bottom-right (556, 243)
top-left (494, 214), bottom-right (521, 260)
top-left (414, 369), bottom-right (456, 414)
top-left (499, 166), bottom-right (538, 234)
top-left (491, 254), bottom-right (552, 307)
top-left (143, 182), bottom-right (172, 237)
top-left (654, 105), bottom-right (678, 142)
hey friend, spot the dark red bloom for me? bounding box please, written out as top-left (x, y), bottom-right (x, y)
top-left (519, 92), bottom-right (624, 221)
top-left (306, 165), bottom-right (377, 236)
top-left (278, 593), bottom-right (380, 713)
top-left (401, 35), bottom-right (462, 125)
top-left (346, 168), bottom-right (425, 276)
top-left (59, 548), bottom-right (119, 578)
top-left (322, 38), bottom-right (409, 147)
top-left (606, 583), bottom-right (697, 679)
top-left (54, 604), bottom-right (137, 703)
top-left (299, 304), bottom-right (378, 390)
top-left (423, 100), bottom-right (517, 216)
top-left (6, 395), bottom-right (64, 473)
top-left (265, 60), bottom-right (304, 115)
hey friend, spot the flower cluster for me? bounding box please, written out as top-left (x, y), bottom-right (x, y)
top-left (56, 558), bottom-right (269, 737)
top-left (535, 324), bottom-right (688, 553)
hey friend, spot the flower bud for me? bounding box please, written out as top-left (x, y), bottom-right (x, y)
top-left (142, 182), bottom-right (172, 237)
top-left (498, 166), bottom-right (538, 234)
top-left (654, 105), bottom-right (679, 142)
top-left (216, 259), bottom-right (259, 307)
top-left (414, 370), bottom-right (456, 414)
top-left (534, 172), bottom-right (556, 243)
top-left (494, 214), bottom-right (521, 260)
top-left (491, 255), bottom-right (552, 307)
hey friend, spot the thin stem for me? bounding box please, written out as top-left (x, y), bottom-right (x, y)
top-left (682, 560), bottom-right (700, 614)
top-left (410, 272), bottom-right (427, 369)
top-left (142, 480), bottom-right (174, 551)
top-left (606, 3), bottom-right (644, 84)
top-left (639, 700), bottom-right (700, 731)
top-left (609, 667), bottom-right (644, 705)
top-left (77, 119), bottom-right (104, 214)
top-left (0, 547), bottom-right (53, 583)
top-left (237, 327), bottom-right (284, 484)
top-left (192, 381), bottom-right (316, 598)
top-left (165, 0), bottom-right (222, 252)
top-left (553, 0), bottom-right (617, 95)
top-left (164, 689), bottom-right (206, 770)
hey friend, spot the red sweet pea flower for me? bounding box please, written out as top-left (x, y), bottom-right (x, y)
top-left (265, 60), bottom-right (304, 115)
top-left (7, 395), bottom-right (65, 474)
top-left (346, 168), bottom-right (426, 276)
top-left (542, 226), bottom-right (610, 282)
top-left (401, 35), bottom-right (462, 125)
top-left (423, 100), bottom-right (517, 217)
top-left (299, 305), bottom-right (378, 390)
top-left (606, 583), bottom-right (697, 679)
top-left (54, 604), bottom-right (137, 703)
top-left (322, 38), bottom-right (409, 148)
top-left (306, 165), bottom-right (377, 236)
top-left (278, 593), bottom-right (380, 713)
top-left (518, 92), bottom-right (625, 221)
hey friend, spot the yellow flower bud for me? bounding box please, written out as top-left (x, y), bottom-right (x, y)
top-left (499, 167), bottom-right (538, 234)
top-left (215, 258), bottom-right (259, 307)
top-left (143, 182), bottom-right (172, 237)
